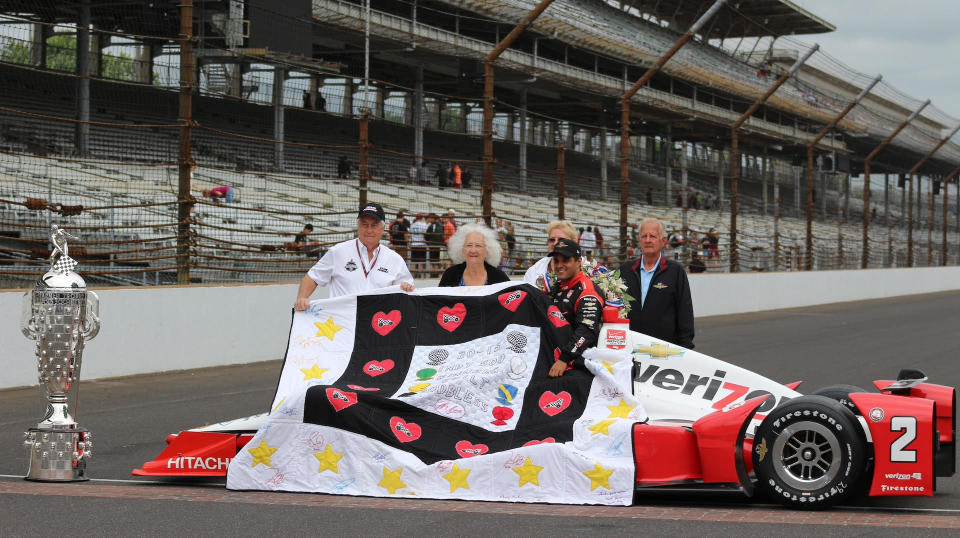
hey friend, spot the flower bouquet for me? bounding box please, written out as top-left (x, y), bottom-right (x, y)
top-left (537, 259), bottom-right (635, 319)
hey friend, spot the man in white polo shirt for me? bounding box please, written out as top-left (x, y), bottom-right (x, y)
top-left (294, 202), bottom-right (415, 309)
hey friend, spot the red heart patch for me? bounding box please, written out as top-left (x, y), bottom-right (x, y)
top-left (364, 359), bottom-right (394, 377)
top-left (347, 384), bottom-right (379, 392)
top-left (498, 290), bottom-right (528, 312)
top-left (389, 416), bottom-right (422, 443)
top-left (454, 440), bottom-right (489, 458)
top-left (325, 388), bottom-right (358, 412)
top-left (538, 391), bottom-right (572, 416)
top-left (437, 303), bottom-right (467, 332)
top-left (547, 305), bottom-right (569, 327)
top-left (371, 310), bottom-right (401, 336)
top-left (522, 438), bottom-right (556, 447)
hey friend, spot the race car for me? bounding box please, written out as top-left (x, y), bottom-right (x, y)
top-left (134, 311), bottom-right (955, 509)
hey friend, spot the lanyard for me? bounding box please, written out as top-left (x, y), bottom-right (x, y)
top-left (355, 239), bottom-right (380, 278)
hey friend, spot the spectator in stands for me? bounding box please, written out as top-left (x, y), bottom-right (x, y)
top-left (545, 239), bottom-right (603, 378)
top-left (443, 210), bottom-right (457, 263)
top-left (447, 163), bottom-right (456, 188)
top-left (425, 213), bottom-right (445, 275)
top-left (646, 186), bottom-right (653, 205)
top-left (593, 224), bottom-right (604, 258)
top-left (668, 230), bottom-right (683, 250)
top-left (409, 213), bottom-right (428, 276)
top-left (504, 221), bottom-right (517, 272)
top-left (688, 251), bottom-right (706, 273)
top-left (293, 223), bottom-right (321, 258)
top-left (337, 156), bottom-right (352, 179)
top-left (389, 211), bottom-right (410, 261)
top-left (438, 223), bottom-right (509, 287)
top-left (704, 227), bottom-right (719, 265)
top-left (620, 218), bottom-right (694, 349)
top-left (580, 226), bottom-right (596, 257)
top-left (408, 162), bottom-right (418, 184)
top-left (523, 220), bottom-right (577, 287)
top-left (437, 163), bottom-right (448, 188)
top-left (462, 165), bottom-right (472, 188)
top-left (453, 162), bottom-right (462, 189)
top-left (294, 202), bottom-right (414, 308)
top-left (420, 161), bottom-right (430, 185)
top-left (202, 185), bottom-right (235, 204)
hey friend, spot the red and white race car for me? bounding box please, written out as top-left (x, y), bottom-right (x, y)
top-left (135, 320), bottom-right (954, 509)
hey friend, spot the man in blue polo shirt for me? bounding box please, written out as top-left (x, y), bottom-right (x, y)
top-left (619, 218), bottom-right (694, 349)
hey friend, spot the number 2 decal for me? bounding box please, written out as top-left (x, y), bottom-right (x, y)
top-left (890, 416), bottom-right (917, 463)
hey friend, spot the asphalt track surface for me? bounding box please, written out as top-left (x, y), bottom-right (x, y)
top-left (2, 290), bottom-right (959, 537)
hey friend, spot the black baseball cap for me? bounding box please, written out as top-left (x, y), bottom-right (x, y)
top-left (358, 202), bottom-right (385, 222)
top-left (548, 238), bottom-right (582, 259)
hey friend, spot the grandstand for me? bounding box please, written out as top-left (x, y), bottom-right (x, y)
top-left (0, 0), bottom-right (958, 288)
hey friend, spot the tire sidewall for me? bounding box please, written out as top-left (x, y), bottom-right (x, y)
top-left (753, 395), bottom-right (866, 508)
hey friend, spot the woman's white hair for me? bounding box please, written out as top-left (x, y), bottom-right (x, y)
top-left (447, 222), bottom-right (502, 266)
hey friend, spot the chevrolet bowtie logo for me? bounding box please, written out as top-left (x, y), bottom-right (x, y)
top-left (653, 283), bottom-right (667, 290)
top-left (632, 343), bottom-right (684, 359)
top-left (442, 314), bottom-right (460, 323)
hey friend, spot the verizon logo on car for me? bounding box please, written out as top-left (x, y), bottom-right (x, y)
top-left (633, 361), bottom-right (791, 412)
top-left (884, 472), bottom-right (922, 481)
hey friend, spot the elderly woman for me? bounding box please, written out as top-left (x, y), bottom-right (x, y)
top-left (439, 223), bottom-right (510, 287)
top-left (522, 220), bottom-right (577, 287)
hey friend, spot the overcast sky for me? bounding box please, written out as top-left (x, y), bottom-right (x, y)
top-left (791, 0), bottom-right (960, 122)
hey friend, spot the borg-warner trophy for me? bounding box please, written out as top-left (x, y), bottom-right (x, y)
top-left (20, 225), bottom-right (100, 481)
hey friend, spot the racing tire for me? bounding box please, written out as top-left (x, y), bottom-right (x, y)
top-left (812, 384), bottom-right (867, 414)
top-left (753, 395), bottom-right (867, 510)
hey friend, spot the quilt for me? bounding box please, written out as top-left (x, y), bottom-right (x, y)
top-left (226, 281), bottom-right (645, 505)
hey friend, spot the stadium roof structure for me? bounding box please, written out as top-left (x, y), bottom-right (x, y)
top-left (618, 0), bottom-right (836, 38)
top-left (0, 0), bottom-right (181, 37)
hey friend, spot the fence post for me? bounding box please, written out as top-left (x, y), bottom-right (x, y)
top-left (556, 141), bottom-right (566, 220)
top-left (176, 0), bottom-right (194, 285)
top-left (359, 108), bottom-right (369, 206)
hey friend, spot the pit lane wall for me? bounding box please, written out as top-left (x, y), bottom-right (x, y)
top-left (2, 266), bottom-right (959, 389)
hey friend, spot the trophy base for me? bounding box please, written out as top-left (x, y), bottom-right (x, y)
top-left (24, 427), bottom-right (90, 482)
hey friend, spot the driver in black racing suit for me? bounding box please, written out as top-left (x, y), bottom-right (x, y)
top-left (545, 239), bottom-right (604, 378)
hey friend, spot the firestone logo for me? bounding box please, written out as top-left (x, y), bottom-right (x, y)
top-left (880, 484), bottom-right (925, 492)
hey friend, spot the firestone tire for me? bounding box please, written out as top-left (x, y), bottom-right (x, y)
top-left (753, 395), bottom-right (867, 509)
top-left (812, 384), bottom-right (868, 414)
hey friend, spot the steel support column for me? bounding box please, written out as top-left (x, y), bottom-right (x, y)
top-left (729, 44), bottom-right (817, 271)
top-left (862, 99), bottom-right (929, 267)
top-left (904, 123), bottom-right (960, 266)
top-left (619, 0), bottom-right (728, 259)
top-left (482, 0), bottom-right (556, 225)
top-left (177, 0), bottom-right (195, 285)
top-left (75, 0), bottom-right (91, 155)
top-left (557, 142), bottom-right (566, 219)
top-left (805, 75), bottom-right (882, 270)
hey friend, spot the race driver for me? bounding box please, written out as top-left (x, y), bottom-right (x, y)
top-left (545, 239), bottom-right (604, 378)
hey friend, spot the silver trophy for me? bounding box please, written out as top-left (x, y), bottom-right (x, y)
top-left (20, 225), bottom-right (100, 481)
